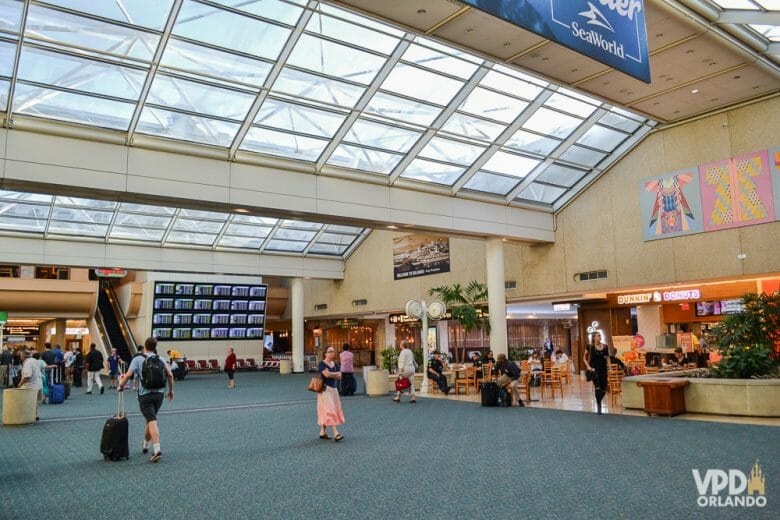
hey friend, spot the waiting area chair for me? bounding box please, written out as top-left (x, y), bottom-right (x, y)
top-left (454, 366), bottom-right (478, 395)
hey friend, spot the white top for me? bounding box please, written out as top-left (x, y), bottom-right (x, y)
top-left (553, 353), bottom-right (569, 364)
top-left (21, 357), bottom-right (42, 390)
top-left (397, 348), bottom-right (415, 373)
top-left (63, 350), bottom-right (74, 367)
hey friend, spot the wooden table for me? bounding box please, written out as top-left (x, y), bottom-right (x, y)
top-left (637, 378), bottom-right (689, 417)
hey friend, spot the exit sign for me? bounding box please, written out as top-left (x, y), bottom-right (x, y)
top-left (94, 268), bottom-right (128, 278)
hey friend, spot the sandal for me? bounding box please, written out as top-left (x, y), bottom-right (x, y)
top-left (392, 397), bottom-right (400, 402)
top-left (319, 433), bottom-right (330, 440)
top-left (410, 398), bottom-right (417, 403)
top-left (334, 434), bottom-right (344, 442)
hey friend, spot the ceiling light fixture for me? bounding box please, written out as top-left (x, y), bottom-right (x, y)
top-left (234, 208), bottom-right (250, 213)
top-left (691, 89), bottom-right (699, 94)
top-left (387, 225), bottom-right (398, 229)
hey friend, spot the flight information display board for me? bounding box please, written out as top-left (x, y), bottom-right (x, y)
top-left (151, 282), bottom-right (267, 341)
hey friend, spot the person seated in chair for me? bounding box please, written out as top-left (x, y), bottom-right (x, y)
top-left (608, 346), bottom-right (627, 374)
top-left (552, 349), bottom-right (569, 365)
top-left (470, 351), bottom-right (483, 377)
top-left (528, 351), bottom-right (543, 386)
top-left (493, 353), bottom-right (524, 407)
top-left (427, 351), bottom-right (450, 395)
top-left (670, 347), bottom-right (688, 367)
top-left (481, 350), bottom-right (496, 366)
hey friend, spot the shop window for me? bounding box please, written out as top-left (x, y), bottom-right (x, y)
top-left (0, 265), bottom-right (20, 277)
top-left (35, 267), bottom-right (70, 280)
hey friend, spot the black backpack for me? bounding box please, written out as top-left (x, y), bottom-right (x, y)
top-left (141, 355), bottom-right (166, 389)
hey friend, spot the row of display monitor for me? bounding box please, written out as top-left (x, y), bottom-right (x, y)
top-left (694, 299), bottom-right (744, 317)
top-left (152, 282), bottom-right (267, 341)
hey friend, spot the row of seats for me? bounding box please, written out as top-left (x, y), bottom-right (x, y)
top-left (184, 359), bottom-right (280, 372)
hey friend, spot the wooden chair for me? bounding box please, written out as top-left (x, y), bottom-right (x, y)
top-left (607, 362), bottom-right (624, 407)
top-left (541, 365), bottom-right (563, 399)
top-left (558, 360), bottom-right (572, 385)
top-left (478, 363), bottom-right (494, 387)
top-left (645, 366), bottom-right (660, 374)
top-left (519, 372), bottom-right (531, 403)
top-left (455, 366), bottom-right (478, 395)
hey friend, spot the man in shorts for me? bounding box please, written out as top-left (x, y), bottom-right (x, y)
top-left (118, 337), bottom-right (174, 463)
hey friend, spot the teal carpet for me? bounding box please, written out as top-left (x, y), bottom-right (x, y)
top-left (1, 372), bottom-right (777, 519)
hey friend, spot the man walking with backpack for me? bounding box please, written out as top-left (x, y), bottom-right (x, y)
top-left (117, 337), bottom-right (174, 463)
top-left (85, 343), bottom-right (105, 395)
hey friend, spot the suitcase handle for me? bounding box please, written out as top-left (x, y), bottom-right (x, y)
top-left (117, 391), bottom-right (125, 418)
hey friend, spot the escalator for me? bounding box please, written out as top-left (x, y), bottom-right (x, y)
top-left (95, 281), bottom-right (136, 364)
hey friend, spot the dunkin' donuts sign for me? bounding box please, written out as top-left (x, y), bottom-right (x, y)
top-left (617, 289), bottom-right (701, 305)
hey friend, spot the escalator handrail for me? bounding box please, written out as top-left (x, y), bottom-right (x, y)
top-left (103, 282), bottom-right (138, 356)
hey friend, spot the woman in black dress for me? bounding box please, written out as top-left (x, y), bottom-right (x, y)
top-left (583, 332), bottom-right (609, 414)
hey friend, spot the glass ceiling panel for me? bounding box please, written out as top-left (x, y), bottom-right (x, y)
top-left (318, 232), bottom-right (359, 245)
top-left (281, 220), bottom-right (321, 229)
top-left (598, 111), bottom-right (642, 133)
top-left (459, 87), bottom-right (529, 123)
top-left (166, 231), bottom-right (216, 245)
top-left (114, 213), bottom-right (171, 228)
top-left (0, 191), bottom-right (52, 202)
top-left (137, 106), bottom-right (240, 146)
top-left (463, 171), bottom-right (520, 195)
top-left (327, 144), bottom-right (402, 174)
top-left (55, 196), bottom-right (116, 209)
top-left (545, 92), bottom-right (598, 118)
top-left (307, 11), bottom-right (399, 54)
top-left (0, 215), bottom-right (46, 232)
top-left (400, 158), bottom-right (465, 186)
top-left (344, 119), bottom-right (421, 152)
top-left (52, 207), bottom-right (113, 223)
top-left (147, 74), bottom-right (255, 120)
top-left (480, 69), bottom-right (544, 100)
top-left (214, 0), bottom-right (304, 26)
top-left (401, 43), bottom-right (480, 78)
top-left (0, 0), bottom-right (23, 34)
top-left (0, 40), bottom-right (18, 77)
top-left (287, 34), bottom-right (385, 85)
top-left (173, 0), bottom-right (290, 60)
top-left (505, 130), bottom-right (561, 156)
top-left (44, 0), bottom-right (175, 31)
top-left (441, 112), bottom-right (505, 142)
top-left (25, 5), bottom-right (160, 62)
top-left (265, 239), bottom-right (308, 252)
top-left (218, 235), bottom-right (263, 249)
top-left (110, 226), bottom-right (165, 241)
top-left (576, 125), bottom-right (628, 152)
top-left (0, 78), bottom-right (10, 112)
top-left (0, 202), bottom-right (50, 218)
top-left (319, 4), bottom-right (404, 36)
top-left (308, 243), bottom-right (348, 255)
top-left (380, 63), bottom-right (463, 105)
top-left (558, 145), bottom-right (606, 168)
top-left (419, 136), bottom-right (485, 166)
top-left (326, 224), bottom-right (363, 233)
top-left (255, 98), bottom-right (347, 137)
top-left (482, 151), bottom-right (540, 178)
top-left (534, 163), bottom-right (588, 188)
top-left (272, 67), bottom-right (364, 108)
top-left (119, 203), bottom-right (176, 215)
top-left (233, 215), bottom-right (278, 225)
top-left (522, 107), bottom-right (583, 139)
top-left (225, 223), bottom-right (273, 237)
top-left (516, 183), bottom-right (567, 204)
top-left (13, 84), bottom-right (135, 130)
top-left (161, 38), bottom-right (272, 87)
top-left (48, 221), bottom-right (107, 236)
top-left (364, 91), bottom-right (441, 126)
top-left (18, 46), bottom-right (146, 100)
top-left (241, 126), bottom-right (328, 162)
top-left (179, 209), bottom-right (228, 219)
top-left (274, 228), bottom-right (317, 241)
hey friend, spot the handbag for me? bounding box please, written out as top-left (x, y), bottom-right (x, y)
top-left (586, 369), bottom-right (597, 382)
top-left (395, 376), bottom-right (411, 391)
top-left (307, 377), bottom-right (325, 393)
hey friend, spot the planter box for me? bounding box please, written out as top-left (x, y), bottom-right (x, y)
top-left (623, 371), bottom-right (780, 417)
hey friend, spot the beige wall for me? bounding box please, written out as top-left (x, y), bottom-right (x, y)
top-left (306, 97), bottom-right (780, 316)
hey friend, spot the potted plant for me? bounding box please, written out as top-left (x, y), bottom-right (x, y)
top-left (379, 346), bottom-right (398, 374)
top-left (427, 280), bottom-right (490, 362)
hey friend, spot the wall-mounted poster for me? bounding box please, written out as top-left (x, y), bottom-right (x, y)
top-left (393, 235), bottom-right (450, 280)
top-left (771, 147), bottom-right (780, 221)
top-left (699, 149), bottom-right (775, 232)
top-left (640, 168), bottom-right (703, 241)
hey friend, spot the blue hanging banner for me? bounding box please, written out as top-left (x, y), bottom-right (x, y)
top-left (460, 0), bottom-right (651, 83)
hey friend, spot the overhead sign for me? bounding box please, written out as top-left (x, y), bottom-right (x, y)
top-left (2, 325), bottom-right (38, 336)
top-left (0, 311), bottom-right (7, 324)
top-left (552, 303), bottom-right (572, 311)
top-left (94, 268), bottom-right (128, 278)
top-left (617, 289), bottom-right (701, 304)
top-left (461, 0), bottom-right (650, 83)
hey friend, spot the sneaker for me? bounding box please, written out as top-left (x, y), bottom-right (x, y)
top-left (150, 452), bottom-right (162, 463)
top-left (85, 391), bottom-right (92, 395)
top-left (142, 442), bottom-right (149, 454)
top-left (100, 386), bottom-right (104, 395)
top-left (517, 401), bottom-right (525, 407)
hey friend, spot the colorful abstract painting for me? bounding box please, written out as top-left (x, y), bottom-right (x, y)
top-left (640, 168), bottom-right (703, 241)
top-left (699, 150), bottom-right (775, 231)
top-left (771, 147), bottom-right (780, 222)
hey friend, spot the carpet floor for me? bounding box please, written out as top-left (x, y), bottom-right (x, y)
top-left (1, 372), bottom-right (777, 519)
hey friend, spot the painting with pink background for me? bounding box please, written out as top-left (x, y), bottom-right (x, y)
top-left (698, 149), bottom-right (775, 232)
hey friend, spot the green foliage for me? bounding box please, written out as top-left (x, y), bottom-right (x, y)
top-left (508, 347), bottom-right (522, 361)
top-left (427, 280), bottom-right (490, 334)
top-left (412, 348), bottom-right (424, 372)
top-left (708, 292), bottom-right (780, 379)
top-left (379, 346), bottom-right (398, 373)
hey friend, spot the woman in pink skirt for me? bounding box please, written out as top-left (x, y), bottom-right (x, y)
top-left (317, 346), bottom-right (345, 442)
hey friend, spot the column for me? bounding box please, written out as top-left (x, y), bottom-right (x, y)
top-left (290, 277), bottom-right (304, 373)
top-left (485, 237), bottom-right (508, 357)
top-left (55, 318), bottom-right (67, 349)
top-left (637, 305), bottom-right (663, 348)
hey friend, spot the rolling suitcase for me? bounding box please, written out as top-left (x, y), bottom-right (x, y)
top-left (480, 382), bottom-right (499, 407)
top-left (100, 392), bottom-right (129, 461)
top-left (49, 367), bottom-right (65, 404)
top-left (497, 386), bottom-right (512, 407)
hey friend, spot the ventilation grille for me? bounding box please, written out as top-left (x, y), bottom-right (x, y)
top-left (505, 280), bottom-right (518, 290)
top-left (352, 299), bottom-right (368, 306)
top-left (314, 304), bottom-right (328, 311)
top-left (576, 270), bottom-right (608, 282)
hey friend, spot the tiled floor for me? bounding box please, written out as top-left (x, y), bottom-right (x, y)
top-left (420, 375), bottom-right (780, 427)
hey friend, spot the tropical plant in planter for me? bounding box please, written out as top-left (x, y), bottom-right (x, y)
top-left (427, 280), bottom-right (490, 362)
top-left (379, 346), bottom-right (398, 374)
top-left (708, 292), bottom-right (780, 379)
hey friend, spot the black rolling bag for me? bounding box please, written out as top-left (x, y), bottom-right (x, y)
top-left (481, 382), bottom-right (499, 407)
top-left (100, 392), bottom-right (129, 461)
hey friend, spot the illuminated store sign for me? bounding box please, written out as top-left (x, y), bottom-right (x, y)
top-left (617, 289), bottom-right (701, 304)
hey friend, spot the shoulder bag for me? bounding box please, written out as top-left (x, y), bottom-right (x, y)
top-left (395, 375), bottom-right (411, 391)
top-left (307, 377), bottom-right (325, 393)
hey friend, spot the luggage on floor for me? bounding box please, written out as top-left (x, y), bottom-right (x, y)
top-left (49, 367), bottom-right (65, 404)
top-left (100, 393), bottom-right (129, 461)
top-left (480, 382), bottom-right (499, 407)
top-left (497, 386), bottom-right (512, 407)
top-left (63, 381), bottom-right (70, 399)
